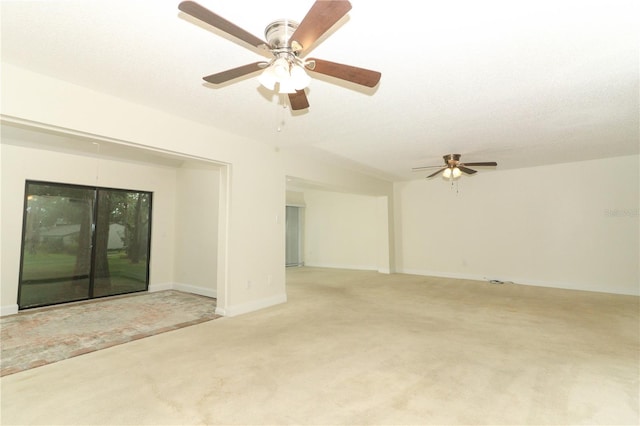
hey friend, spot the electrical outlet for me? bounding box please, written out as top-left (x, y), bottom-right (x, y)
top-left (246, 280), bottom-right (252, 289)
top-left (267, 274), bottom-right (272, 285)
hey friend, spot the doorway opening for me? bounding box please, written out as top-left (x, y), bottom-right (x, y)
top-left (285, 205), bottom-right (303, 267)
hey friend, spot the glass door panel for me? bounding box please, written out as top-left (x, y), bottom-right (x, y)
top-left (93, 190), bottom-right (151, 297)
top-left (18, 182), bottom-right (95, 309)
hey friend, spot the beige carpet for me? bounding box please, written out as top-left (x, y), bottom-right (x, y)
top-left (1, 267), bottom-right (638, 425)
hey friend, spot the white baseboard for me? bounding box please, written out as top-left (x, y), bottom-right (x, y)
top-left (304, 262), bottom-right (378, 272)
top-left (174, 282), bottom-right (217, 298)
top-left (399, 268), bottom-right (486, 282)
top-left (505, 276), bottom-right (639, 296)
top-left (148, 282), bottom-right (217, 298)
top-left (397, 268), bottom-right (640, 296)
top-left (216, 293), bottom-right (287, 317)
top-left (148, 282), bottom-right (174, 292)
top-left (1, 304), bottom-right (19, 317)
top-left (302, 263), bottom-right (391, 275)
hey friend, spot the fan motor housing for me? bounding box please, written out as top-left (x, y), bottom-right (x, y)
top-left (444, 154), bottom-right (461, 166)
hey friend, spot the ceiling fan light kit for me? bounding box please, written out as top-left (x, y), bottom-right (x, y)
top-left (412, 154), bottom-right (498, 181)
top-left (178, 0), bottom-right (381, 110)
top-left (257, 20), bottom-right (313, 94)
top-left (442, 167), bottom-right (462, 179)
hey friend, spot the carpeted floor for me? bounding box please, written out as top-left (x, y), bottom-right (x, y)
top-left (1, 268), bottom-right (638, 425)
top-left (0, 290), bottom-right (220, 377)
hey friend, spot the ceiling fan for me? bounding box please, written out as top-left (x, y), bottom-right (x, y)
top-left (413, 154), bottom-right (498, 179)
top-left (178, 0), bottom-right (381, 110)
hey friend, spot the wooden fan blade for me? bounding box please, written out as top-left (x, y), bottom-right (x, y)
top-left (307, 58), bottom-right (381, 87)
top-left (427, 167), bottom-right (447, 178)
top-left (458, 166), bottom-right (477, 174)
top-left (290, 0), bottom-right (352, 54)
top-left (179, 1), bottom-right (268, 49)
top-left (462, 162), bottom-right (497, 167)
top-left (203, 62), bottom-right (265, 84)
top-left (288, 90), bottom-right (310, 110)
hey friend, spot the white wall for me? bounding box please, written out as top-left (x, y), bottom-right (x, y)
top-left (173, 163), bottom-right (220, 298)
top-left (394, 155), bottom-right (640, 295)
top-left (303, 189), bottom-right (381, 271)
top-left (0, 142), bottom-right (178, 314)
top-left (281, 148), bottom-right (395, 198)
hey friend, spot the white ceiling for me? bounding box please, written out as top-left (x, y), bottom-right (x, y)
top-left (1, 0), bottom-right (638, 181)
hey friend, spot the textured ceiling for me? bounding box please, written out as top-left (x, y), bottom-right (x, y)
top-left (1, 0), bottom-right (638, 181)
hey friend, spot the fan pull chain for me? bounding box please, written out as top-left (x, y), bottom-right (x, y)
top-left (276, 95), bottom-right (287, 132)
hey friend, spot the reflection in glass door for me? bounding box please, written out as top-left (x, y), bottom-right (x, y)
top-left (18, 183), bottom-right (95, 308)
top-left (93, 189), bottom-right (151, 297)
top-left (18, 181), bottom-right (152, 309)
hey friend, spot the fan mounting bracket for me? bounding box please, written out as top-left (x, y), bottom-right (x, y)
top-left (264, 19), bottom-right (299, 49)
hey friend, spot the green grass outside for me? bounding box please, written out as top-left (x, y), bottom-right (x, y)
top-left (21, 251), bottom-right (147, 282)
top-left (19, 251), bottom-right (148, 308)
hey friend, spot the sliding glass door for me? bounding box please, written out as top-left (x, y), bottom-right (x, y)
top-left (18, 181), bottom-right (152, 309)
